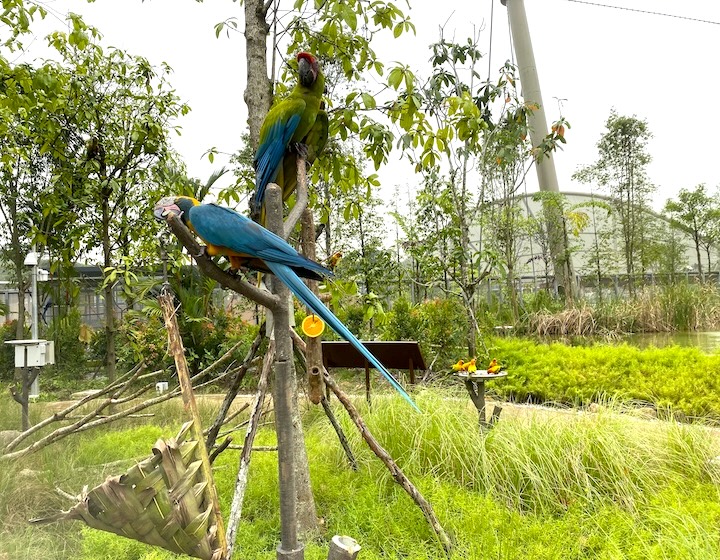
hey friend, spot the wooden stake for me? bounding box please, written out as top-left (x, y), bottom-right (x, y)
top-left (328, 535), bottom-right (361, 560)
top-left (226, 339), bottom-right (275, 559)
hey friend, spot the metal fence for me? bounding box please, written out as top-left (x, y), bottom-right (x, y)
top-left (0, 280), bottom-right (131, 329)
top-left (486, 271), bottom-right (720, 305)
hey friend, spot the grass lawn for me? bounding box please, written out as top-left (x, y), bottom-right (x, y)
top-left (1, 385), bottom-right (719, 559)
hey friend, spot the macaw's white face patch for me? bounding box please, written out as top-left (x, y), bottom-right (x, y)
top-left (153, 197), bottom-right (182, 221)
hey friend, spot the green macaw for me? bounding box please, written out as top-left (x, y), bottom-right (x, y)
top-left (277, 100), bottom-right (329, 203)
top-left (251, 52), bottom-right (326, 222)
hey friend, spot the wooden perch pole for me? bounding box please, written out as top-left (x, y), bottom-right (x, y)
top-left (160, 292), bottom-right (228, 559)
top-left (283, 154), bottom-right (310, 239)
top-left (266, 183), bottom-right (304, 560)
top-left (300, 204), bottom-right (325, 404)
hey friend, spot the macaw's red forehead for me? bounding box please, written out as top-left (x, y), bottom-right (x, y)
top-left (296, 52), bottom-right (317, 64)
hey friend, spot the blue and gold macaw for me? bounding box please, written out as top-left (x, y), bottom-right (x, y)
top-left (155, 196), bottom-right (419, 412)
top-left (251, 52), bottom-right (327, 222)
top-left (155, 195), bottom-right (324, 280)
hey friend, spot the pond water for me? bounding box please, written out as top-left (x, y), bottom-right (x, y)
top-left (624, 331), bottom-right (720, 354)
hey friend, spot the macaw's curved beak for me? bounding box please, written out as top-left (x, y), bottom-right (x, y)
top-left (297, 55), bottom-right (317, 87)
top-left (154, 197), bottom-right (182, 221)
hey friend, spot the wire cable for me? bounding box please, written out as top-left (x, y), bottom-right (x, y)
top-left (567, 0), bottom-right (720, 26)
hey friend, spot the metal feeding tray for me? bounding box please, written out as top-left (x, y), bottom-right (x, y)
top-left (455, 371), bottom-right (508, 380)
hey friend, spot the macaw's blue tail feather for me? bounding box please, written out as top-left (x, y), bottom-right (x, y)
top-left (267, 262), bottom-right (421, 413)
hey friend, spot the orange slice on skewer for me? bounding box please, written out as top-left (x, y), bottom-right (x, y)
top-left (301, 315), bottom-right (325, 338)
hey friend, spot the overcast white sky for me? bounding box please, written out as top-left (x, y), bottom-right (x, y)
top-left (17, 0), bottom-right (720, 211)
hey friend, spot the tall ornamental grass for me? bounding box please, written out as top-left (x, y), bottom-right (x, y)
top-left (326, 392), bottom-right (720, 516)
top-left (527, 282), bottom-right (720, 335)
top-left (2, 390), bottom-right (720, 559)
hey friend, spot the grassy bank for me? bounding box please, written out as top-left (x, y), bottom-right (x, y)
top-left (2, 389), bottom-right (720, 559)
top-left (487, 337), bottom-right (720, 418)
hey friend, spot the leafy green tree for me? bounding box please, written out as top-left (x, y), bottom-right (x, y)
top-left (580, 195), bottom-right (613, 302)
top-left (0, 0), bottom-right (48, 49)
top-left (479, 102), bottom-right (537, 320)
top-left (664, 184), bottom-right (718, 280)
top-left (653, 221), bottom-right (688, 281)
top-left (395, 36), bottom-right (541, 353)
top-left (216, 0), bottom-right (419, 536)
top-left (330, 167), bottom-right (389, 294)
top-left (574, 111), bottom-right (655, 295)
top-left (0, 52), bottom-right (77, 428)
top-left (699, 205), bottom-right (720, 273)
top-left (35, 23), bottom-right (188, 381)
top-left (0, 61), bottom-right (68, 342)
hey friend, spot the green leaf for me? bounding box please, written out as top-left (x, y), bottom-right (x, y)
top-left (360, 92), bottom-right (376, 109)
top-left (388, 67), bottom-right (403, 90)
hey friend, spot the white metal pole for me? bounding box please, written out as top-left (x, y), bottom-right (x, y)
top-left (29, 258), bottom-right (39, 397)
top-left (501, 0), bottom-right (560, 194)
top-left (501, 0), bottom-right (575, 300)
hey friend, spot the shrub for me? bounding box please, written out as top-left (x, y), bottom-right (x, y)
top-left (44, 307), bottom-right (90, 378)
top-left (382, 296), bottom-right (426, 342)
top-left (489, 336), bottom-right (720, 417)
top-left (416, 297), bottom-right (469, 369)
top-left (115, 305), bottom-right (260, 382)
top-left (0, 320), bottom-right (21, 381)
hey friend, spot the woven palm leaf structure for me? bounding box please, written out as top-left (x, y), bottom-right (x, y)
top-left (31, 421), bottom-right (224, 560)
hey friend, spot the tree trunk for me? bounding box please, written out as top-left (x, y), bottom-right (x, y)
top-left (9, 176), bottom-right (30, 430)
top-left (706, 245), bottom-right (712, 276)
top-left (244, 4), bottom-right (317, 539)
top-left (243, 0), bottom-right (272, 150)
top-left (694, 233), bottom-right (703, 280)
top-left (101, 185), bottom-right (116, 383)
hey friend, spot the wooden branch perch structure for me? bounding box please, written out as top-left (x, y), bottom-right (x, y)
top-left (291, 333), bottom-right (357, 471)
top-left (1, 346), bottom-right (255, 462)
top-left (160, 292), bottom-right (228, 558)
top-left (205, 322), bottom-right (267, 451)
top-left (225, 339), bottom-right (275, 559)
top-left (323, 370), bottom-right (453, 556)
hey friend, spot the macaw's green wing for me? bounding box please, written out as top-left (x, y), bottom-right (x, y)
top-left (306, 109), bottom-right (329, 164)
top-left (253, 97), bottom-right (306, 212)
top-left (278, 108), bottom-right (330, 204)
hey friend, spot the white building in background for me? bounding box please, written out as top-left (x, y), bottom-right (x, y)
top-left (483, 191), bottom-right (718, 296)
